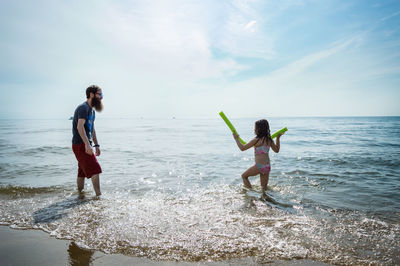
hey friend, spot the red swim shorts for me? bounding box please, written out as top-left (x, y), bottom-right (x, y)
top-left (72, 143), bottom-right (102, 178)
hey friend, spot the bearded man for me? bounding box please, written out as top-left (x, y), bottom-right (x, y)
top-left (71, 85), bottom-right (104, 197)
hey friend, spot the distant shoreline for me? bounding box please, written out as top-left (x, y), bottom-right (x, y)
top-left (0, 115), bottom-right (399, 121)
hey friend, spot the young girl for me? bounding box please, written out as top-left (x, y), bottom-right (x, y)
top-left (233, 119), bottom-right (284, 195)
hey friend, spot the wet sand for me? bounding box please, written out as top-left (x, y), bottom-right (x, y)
top-left (0, 226), bottom-right (330, 265)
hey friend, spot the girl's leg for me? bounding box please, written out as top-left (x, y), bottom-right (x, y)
top-left (260, 172), bottom-right (270, 195)
top-left (241, 165), bottom-right (260, 189)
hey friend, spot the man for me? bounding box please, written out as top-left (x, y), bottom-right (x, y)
top-left (72, 85), bottom-right (104, 197)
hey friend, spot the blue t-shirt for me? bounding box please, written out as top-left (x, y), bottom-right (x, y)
top-left (72, 102), bottom-right (95, 145)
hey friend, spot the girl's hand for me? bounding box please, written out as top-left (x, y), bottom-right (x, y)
top-left (277, 131), bottom-right (285, 138)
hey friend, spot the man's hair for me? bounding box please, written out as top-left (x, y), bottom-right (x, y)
top-left (86, 85), bottom-right (100, 99)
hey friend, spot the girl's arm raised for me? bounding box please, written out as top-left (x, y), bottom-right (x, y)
top-left (270, 133), bottom-right (283, 153)
top-left (233, 134), bottom-right (257, 151)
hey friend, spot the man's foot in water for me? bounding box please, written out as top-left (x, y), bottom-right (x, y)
top-left (78, 190), bottom-right (85, 199)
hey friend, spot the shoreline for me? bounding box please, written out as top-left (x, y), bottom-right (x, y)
top-left (0, 225), bottom-right (330, 266)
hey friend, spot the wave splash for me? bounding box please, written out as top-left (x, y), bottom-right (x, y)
top-left (0, 185), bottom-right (399, 265)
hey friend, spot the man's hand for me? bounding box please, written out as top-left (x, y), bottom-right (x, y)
top-left (85, 143), bottom-right (94, 155)
top-left (95, 147), bottom-right (101, 156)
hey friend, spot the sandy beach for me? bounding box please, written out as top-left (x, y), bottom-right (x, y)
top-left (0, 226), bottom-right (331, 266)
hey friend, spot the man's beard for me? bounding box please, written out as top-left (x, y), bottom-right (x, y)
top-left (92, 97), bottom-right (103, 112)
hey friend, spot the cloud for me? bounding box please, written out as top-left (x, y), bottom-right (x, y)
top-left (244, 20), bottom-right (257, 32)
top-left (100, 1), bottom-right (246, 81)
top-left (380, 10), bottom-right (400, 21)
top-left (266, 34), bottom-right (363, 79)
top-left (216, 34), bottom-right (376, 117)
top-left (215, 1), bottom-right (275, 59)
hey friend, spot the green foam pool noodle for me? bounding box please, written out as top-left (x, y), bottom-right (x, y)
top-left (219, 111), bottom-right (247, 144)
top-left (271, 127), bottom-right (288, 139)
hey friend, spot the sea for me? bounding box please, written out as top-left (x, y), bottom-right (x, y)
top-left (0, 116), bottom-right (399, 265)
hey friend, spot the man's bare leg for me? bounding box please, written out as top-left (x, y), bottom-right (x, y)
top-left (91, 174), bottom-right (101, 196)
top-left (77, 177), bottom-right (85, 198)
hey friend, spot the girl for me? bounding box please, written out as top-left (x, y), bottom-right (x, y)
top-left (233, 119), bottom-right (284, 195)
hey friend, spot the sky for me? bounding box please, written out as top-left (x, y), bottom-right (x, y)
top-left (0, 0), bottom-right (399, 119)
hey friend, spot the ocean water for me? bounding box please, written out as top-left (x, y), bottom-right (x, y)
top-left (0, 116), bottom-right (399, 265)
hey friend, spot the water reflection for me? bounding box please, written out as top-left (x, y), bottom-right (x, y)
top-left (68, 242), bottom-right (94, 266)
